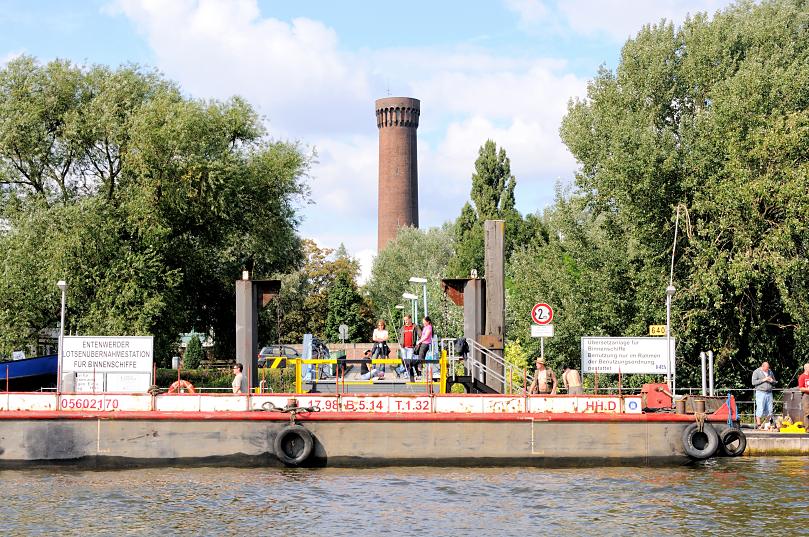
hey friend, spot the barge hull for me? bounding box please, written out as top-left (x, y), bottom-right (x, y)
top-left (0, 414), bottom-right (720, 468)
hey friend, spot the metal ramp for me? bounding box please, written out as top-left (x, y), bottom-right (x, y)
top-left (441, 338), bottom-right (530, 394)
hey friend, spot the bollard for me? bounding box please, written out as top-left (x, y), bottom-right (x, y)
top-left (694, 398), bottom-right (706, 414)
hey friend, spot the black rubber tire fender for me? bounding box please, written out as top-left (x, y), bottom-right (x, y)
top-left (718, 427), bottom-right (747, 457)
top-left (274, 425), bottom-right (314, 466)
top-left (682, 422), bottom-right (720, 460)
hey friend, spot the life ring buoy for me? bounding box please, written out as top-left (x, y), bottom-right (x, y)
top-left (274, 425), bottom-right (314, 466)
top-left (168, 380), bottom-right (196, 394)
top-left (682, 422), bottom-right (719, 460)
top-left (719, 427), bottom-right (747, 457)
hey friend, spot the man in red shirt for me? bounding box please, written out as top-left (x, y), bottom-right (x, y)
top-left (398, 315), bottom-right (421, 382)
top-left (798, 363), bottom-right (809, 424)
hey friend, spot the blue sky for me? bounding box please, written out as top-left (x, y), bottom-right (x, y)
top-left (0, 0), bottom-right (732, 278)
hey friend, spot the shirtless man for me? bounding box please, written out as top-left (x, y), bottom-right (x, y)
top-left (562, 364), bottom-right (583, 395)
top-left (528, 357), bottom-right (557, 395)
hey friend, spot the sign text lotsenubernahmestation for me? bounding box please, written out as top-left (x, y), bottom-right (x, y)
top-left (63, 336), bottom-right (154, 373)
top-left (580, 337), bottom-right (675, 375)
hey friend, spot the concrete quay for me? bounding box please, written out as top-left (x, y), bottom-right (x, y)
top-left (744, 430), bottom-right (809, 456)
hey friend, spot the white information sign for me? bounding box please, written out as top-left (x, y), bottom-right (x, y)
top-left (531, 324), bottom-right (555, 338)
top-left (62, 336), bottom-right (154, 393)
top-left (75, 372), bottom-right (103, 393)
top-left (581, 337), bottom-right (675, 375)
top-left (106, 373), bottom-right (151, 393)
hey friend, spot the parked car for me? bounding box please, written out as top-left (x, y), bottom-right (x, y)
top-left (257, 345), bottom-right (300, 368)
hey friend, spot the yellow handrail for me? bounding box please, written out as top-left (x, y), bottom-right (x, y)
top-left (289, 354), bottom-right (447, 393)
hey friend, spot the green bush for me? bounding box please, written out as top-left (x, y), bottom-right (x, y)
top-left (155, 366), bottom-right (297, 391)
top-left (183, 335), bottom-right (203, 369)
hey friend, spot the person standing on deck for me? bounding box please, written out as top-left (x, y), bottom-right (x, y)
top-left (370, 319), bottom-right (390, 377)
top-left (752, 361), bottom-right (776, 428)
top-left (529, 357), bottom-right (557, 395)
top-left (232, 363), bottom-right (245, 394)
top-left (562, 364), bottom-right (583, 395)
top-left (414, 317), bottom-right (433, 380)
top-left (797, 363), bottom-right (809, 425)
top-left (398, 314), bottom-right (421, 381)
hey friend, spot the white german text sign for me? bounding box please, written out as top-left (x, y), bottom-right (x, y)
top-left (580, 337), bottom-right (675, 374)
top-left (62, 336), bottom-right (154, 393)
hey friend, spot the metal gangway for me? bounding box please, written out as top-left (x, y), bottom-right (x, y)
top-left (440, 338), bottom-right (531, 395)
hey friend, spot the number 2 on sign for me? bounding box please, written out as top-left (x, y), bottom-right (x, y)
top-left (532, 303), bottom-right (553, 325)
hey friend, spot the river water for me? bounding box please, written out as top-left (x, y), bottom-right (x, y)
top-left (2, 457), bottom-right (807, 536)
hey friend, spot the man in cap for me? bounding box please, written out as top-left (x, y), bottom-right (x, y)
top-left (528, 357), bottom-right (557, 395)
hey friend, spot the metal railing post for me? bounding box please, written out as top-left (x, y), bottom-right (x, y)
top-left (294, 359), bottom-right (302, 394)
top-left (700, 351), bottom-right (707, 396)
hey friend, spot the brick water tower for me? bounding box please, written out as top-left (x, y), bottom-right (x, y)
top-left (375, 96), bottom-right (420, 250)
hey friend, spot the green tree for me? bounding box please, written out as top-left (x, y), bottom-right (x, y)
top-left (559, 0), bottom-right (809, 387)
top-left (183, 334), bottom-right (203, 369)
top-left (0, 57), bottom-right (310, 364)
top-left (365, 225), bottom-right (462, 339)
top-left (507, 189), bottom-right (640, 375)
top-left (447, 140), bottom-right (532, 277)
top-left (266, 240), bottom-right (372, 344)
top-left (325, 272), bottom-right (369, 342)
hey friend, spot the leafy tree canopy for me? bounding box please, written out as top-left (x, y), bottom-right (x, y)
top-left (558, 0), bottom-right (809, 387)
top-left (447, 140), bottom-right (543, 278)
top-left (365, 225), bottom-right (462, 341)
top-left (0, 57), bottom-right (310, 363)
top-left (265, 240), bottom-right (373, 345)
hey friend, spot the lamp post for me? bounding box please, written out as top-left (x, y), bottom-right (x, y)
top-left (57, 280), bottom-right (68, 392)
top-left (402, 292), bottom-right (418, 322)
top-left (665, 284), bottom-right (676, 394)
top-left (409, 277), bottom-right (428, 319)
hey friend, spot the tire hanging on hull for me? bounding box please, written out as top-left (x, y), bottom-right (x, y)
top-left (682, 422), bottom-right (719, 460)
top-left (274, 425), bottom-right (314, 466)
top-left (718, 427), bottom-right (747, 457)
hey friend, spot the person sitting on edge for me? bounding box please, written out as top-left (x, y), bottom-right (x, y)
top-left (397, 314), bottom-right (421, 381)
top-left (232, 363), bottom-right (245, 394)
top-left (797, 363), bottom-right (809, 425)
top-left (359, 349), bottom-right (372, 375)
top-left (751, 361), bottom-right (776, 429)
top-left (370, 319), bottom-right (389, 376)
top-left (528, 357), bottom-right (557, 395)
top-left (562, 364), bottom-right (583, 395)
top-left (413, 316), bottom-right (433, 380)
top-left (360, 349), bottom-right (384, 380)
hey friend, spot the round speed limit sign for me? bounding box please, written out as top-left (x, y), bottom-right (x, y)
top-left (531, 303), bottom-right (553, 325)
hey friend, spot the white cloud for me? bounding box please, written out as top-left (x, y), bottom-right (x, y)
top-left (558, 0), bottom-right (727, 42)
top-left (114, 0), bottom-right (589, 265)
top-left (505, 0), bottom-right (729, 42)
top-left (504, 0), bottom-right (549, 22)
top-left (116, 0), bottom-right (373, 138)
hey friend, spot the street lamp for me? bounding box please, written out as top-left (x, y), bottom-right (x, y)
top-left (666, 284), bottom-right (676, 394)
top-left (56, 280), bottom-right (68, 392)
top-left (409, 277), bottom-right (428, 318)
top-left (402, 292), bottom-right (418, 321)
top-left (394, 303), bottom-right (405, 328)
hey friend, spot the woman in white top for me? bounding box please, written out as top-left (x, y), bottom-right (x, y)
top-left (370, 319), bottom-right (389, 376)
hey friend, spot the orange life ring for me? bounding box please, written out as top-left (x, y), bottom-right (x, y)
top-left (168, 380), bottom-right (196, 394)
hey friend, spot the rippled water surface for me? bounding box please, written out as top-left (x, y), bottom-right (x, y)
top-left (2, 458), bottom-right (808, 536)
